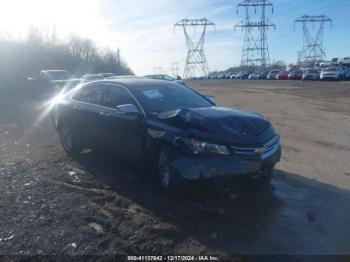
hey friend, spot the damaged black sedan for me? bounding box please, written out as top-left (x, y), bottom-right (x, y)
top-left (51, 78), bottom-right (281, 193)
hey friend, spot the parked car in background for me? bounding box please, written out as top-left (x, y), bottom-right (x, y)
top-left (248, 72), bottom-right (259, 80)
top-left (230, 73), bottom-right (237, 79)
top-left (144, 74), bottom-right (176, 81)
top-left (302, 69), bottom-right (320, 81)
top-left (344, 68), bottom-right (350, 80)
top-left (28, 70), bottom-right (81, 97)
top-left (81, 74), bottom-right (104, 83)
top-left (267, 70), bottom-right (280, 80)
top-left (143, 74), bottom-right (188, 87)
top-left (51, 78), bottom-right (281, 194)
top-left (288, 70), bottom-right (303, 80)
top-left (99, 73), bottom-right (115, 78)
top-left (320, 68), bottom-right (342, 81)
top-left (257, 72), bottom-right (268, 80)
top-left (224, 73), bottom-right (232, 79)
top-left (276, 71), bottom-right (290, 80)
top-left (340, 67), bottom-right (348, 79)
top-left (108, 75), bottom-right (140, 79)
top-left (236, 72), bottom-right (250, 79)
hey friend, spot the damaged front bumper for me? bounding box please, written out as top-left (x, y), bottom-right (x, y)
top-left (168, 137), bottom-right (281, 184)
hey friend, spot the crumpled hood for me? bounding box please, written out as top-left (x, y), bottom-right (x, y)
top-left (158, 106), bottom-right (271, 142)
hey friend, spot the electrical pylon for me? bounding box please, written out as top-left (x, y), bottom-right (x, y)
top-left (294, 15), bottom-right (332, 65)
top-left (174, 18), bottom-right (215, 79)
top-left (235, 0), bottom-right (276, 69)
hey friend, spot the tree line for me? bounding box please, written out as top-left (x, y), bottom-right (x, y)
top-left (0, 27), bottom-right (133, 93)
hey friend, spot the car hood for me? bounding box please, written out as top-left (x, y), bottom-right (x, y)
top-left (157, 106), bottom-right (272, 143)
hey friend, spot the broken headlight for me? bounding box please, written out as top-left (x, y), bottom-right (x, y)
top-left (185, 138), bottom-right (231, 156)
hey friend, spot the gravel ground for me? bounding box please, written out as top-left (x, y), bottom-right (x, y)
top-left (0, 80), bottom-right (350, 256)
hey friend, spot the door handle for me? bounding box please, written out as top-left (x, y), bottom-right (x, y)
top-left (99, 111), bottom-right (110, 117)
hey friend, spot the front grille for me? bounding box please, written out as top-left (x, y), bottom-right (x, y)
top-left (230, 135), bottom-right (280, 159)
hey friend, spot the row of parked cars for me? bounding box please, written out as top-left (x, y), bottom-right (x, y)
top-left (27, 70), bottom-right (191, 98)
top-left (209, 67), bottom-right (350, 81)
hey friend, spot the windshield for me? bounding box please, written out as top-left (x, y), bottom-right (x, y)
top-left (46, 71), bottom-right (72, 80)
top-left (129, 84), bottom-right (213, 114)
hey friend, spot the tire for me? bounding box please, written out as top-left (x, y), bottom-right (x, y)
top-left (157, 147), bottom-right (187, 194)
top-left (59, 124), bottom-right (82, 156)
top-left (260, 165), bottom-right (275, 184)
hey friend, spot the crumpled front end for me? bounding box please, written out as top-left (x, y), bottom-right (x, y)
top-left (167, 135), bottom-right (281, 183)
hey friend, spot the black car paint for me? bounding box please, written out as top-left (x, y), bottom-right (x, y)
top-left (52, 79), bottom-right (281, 185)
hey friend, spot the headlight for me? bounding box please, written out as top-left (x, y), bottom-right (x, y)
top-left (185, 138), bottom-right (231, 155)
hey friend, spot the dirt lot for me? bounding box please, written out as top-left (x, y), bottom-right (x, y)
top-left (0, 80), bottom-right (350, 256)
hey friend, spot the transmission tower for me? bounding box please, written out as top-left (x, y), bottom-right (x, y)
top-left (174, 18), bottom-right (215, 79)
top-left (294, 15), bottom-right (332, 65)
top-left (235, 0), bottom-right (276, 69)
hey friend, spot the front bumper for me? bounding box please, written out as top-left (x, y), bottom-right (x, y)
top-left (168, 142), bottom-right (281, 182)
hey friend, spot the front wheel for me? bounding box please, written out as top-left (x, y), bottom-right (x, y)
top-left (158, 150), bottom-right (175, 193)
top-left (157, 148), bottom-right (187, 194)
top-left (260, 165), bottom-right (275, 184)
top-left (59, 124), bottom-right (82, 156)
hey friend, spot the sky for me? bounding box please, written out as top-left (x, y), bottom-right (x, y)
top-left (0, 0), bottom-right (349, 75)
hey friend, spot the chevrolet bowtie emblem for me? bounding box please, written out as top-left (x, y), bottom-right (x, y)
top-left (255, 148), bottom-right (267, 154)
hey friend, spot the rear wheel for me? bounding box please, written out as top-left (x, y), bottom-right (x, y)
top-left (59, 124), bottom-right (82, 156)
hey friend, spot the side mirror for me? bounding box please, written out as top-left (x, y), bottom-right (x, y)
top-left (116, 104), bottom-right (140, 115)
top-left (175, 76), bottom-right (182, 80)
top-left (205, 96), bottom-right (215, 103)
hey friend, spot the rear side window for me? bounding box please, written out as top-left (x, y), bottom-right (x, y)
top-left (73, 84), bottom-right (106, 105)
top-left (103, 85), bottom-right (136, 108)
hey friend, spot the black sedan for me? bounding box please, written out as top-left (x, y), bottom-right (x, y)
top-left (51, 78), bottom-right (281, 193)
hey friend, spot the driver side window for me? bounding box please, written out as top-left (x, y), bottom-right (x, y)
top-left (103, 85), bottom-right (136, 108)
top-left (73, 84), bottom-right (105, 105)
